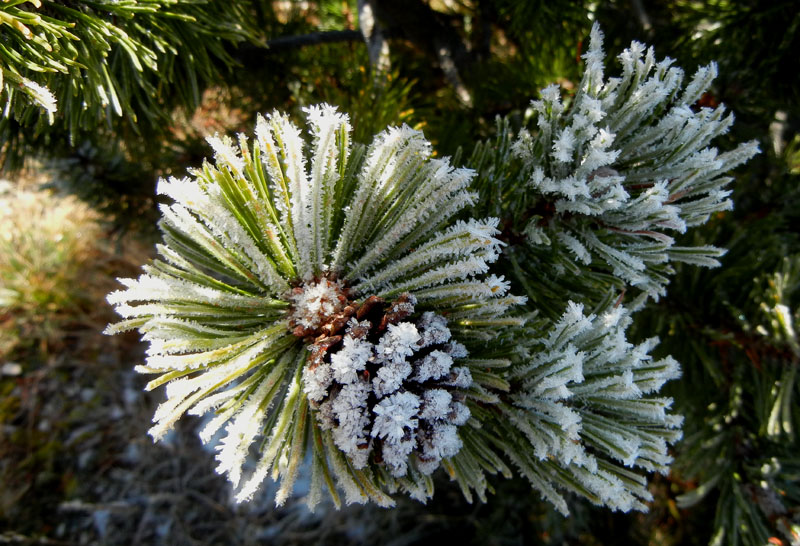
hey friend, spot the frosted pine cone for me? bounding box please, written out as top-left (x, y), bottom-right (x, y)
top-left (298, 291), bottom-right (472, 477)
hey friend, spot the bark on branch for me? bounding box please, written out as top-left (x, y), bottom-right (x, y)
top-left (264, 30), bottom-right (364, 50)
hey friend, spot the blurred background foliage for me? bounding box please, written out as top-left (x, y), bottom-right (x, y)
top-left (0, 0), bottom-right (798, 544)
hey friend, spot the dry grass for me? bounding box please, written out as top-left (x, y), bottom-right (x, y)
top-left (0, 167), bottom-right (153, 540)
top-left (0, 171), bottom-right (144, 359)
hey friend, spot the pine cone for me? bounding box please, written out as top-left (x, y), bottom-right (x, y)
top-left (300, 291), bottom-right (471, 477)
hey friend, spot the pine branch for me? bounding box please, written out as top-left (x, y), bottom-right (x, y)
top-left (99, 19), bottom-right (761, 522)
top-left (469, 23), bottom-right (759, 312)
top-left (0, 0), bottom-right (262, 168)
top-left (106, 106), bottom-right (526, 507)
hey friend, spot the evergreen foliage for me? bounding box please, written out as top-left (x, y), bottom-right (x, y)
top-left (105, 106), bottom-right (527, 507)
top-left (102, 21), bottom-right (757, 521)
top-left (635, 112), bottom-right (800, 546)
top-left (0, 0), bottom-right (262, 167)
top-left (469, 26), bottom-right (758, 311)
top-left (2, 1), bottom-right (798, 544)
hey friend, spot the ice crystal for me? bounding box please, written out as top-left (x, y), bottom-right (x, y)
top-left (289, 277), bottom-right (347, 331)
top-left (330, 333), bottom-right (372, 384)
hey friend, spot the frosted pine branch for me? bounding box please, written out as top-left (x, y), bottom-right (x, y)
top-left (502, 302), bottom-right (682, 514)
top-left (102, 24), bottom-right (757, 513)
top-left (106, 106), bottom-right (525, 508)
top-left (471, 22), bottom-right (759, 304)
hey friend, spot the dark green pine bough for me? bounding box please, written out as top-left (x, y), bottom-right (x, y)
top-left (0, 0), bottom-right (259, 165)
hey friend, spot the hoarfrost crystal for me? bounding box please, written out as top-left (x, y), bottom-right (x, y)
top-left (289, 277), bottom-right (347, 331)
